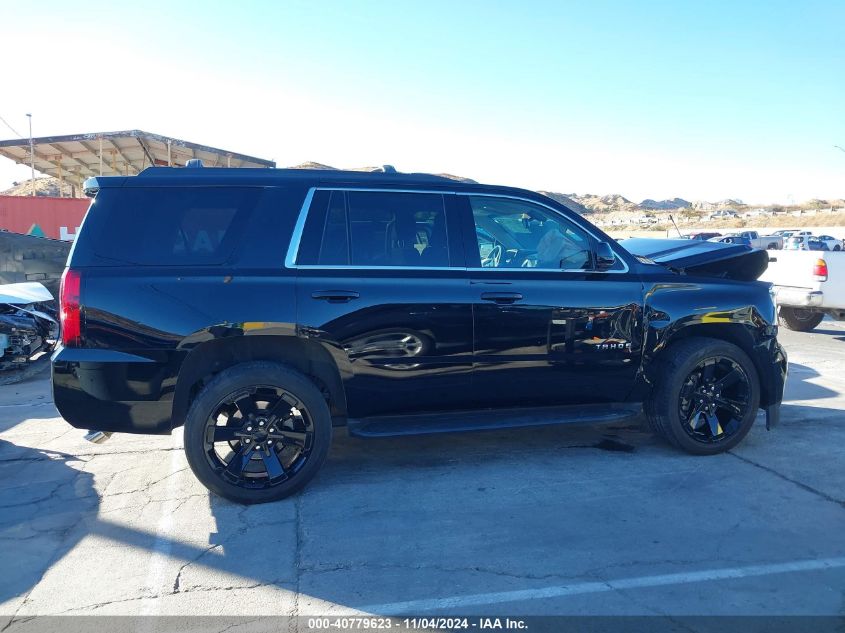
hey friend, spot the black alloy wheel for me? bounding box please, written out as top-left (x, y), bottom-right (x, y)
top-left (678, 357), bottom-right (750, 444)
top-left (204, 386), bottom-right (314, 488)
top-left (645, 337), bottom-right (760, 455)
top-left (184, 362), bottom-right (332, 504)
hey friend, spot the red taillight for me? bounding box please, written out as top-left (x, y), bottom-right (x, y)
top-left (60, 268), bottom-right (82, 347)
top-left (813, 258), bottom-right (828, 282)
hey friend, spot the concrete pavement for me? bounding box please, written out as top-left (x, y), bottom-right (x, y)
top-left (0, 324), bottom-right (843, 622)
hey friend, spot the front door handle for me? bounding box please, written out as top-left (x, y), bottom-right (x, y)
top-left (481, 292), bottom-right (523, 304)
top-left (311, 290), bottom-right (360, 303)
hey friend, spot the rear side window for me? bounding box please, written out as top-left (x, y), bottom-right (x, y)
top-left (297, 190), bottom-right (450, 267)
top-left (81, 187), bottom-right (263, 265)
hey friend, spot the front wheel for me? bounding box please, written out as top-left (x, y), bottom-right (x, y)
top-left (184, 362), bottom-right (332, 504)
top-left (778, 307), bottom-right (823, 332)
top-left (645, 338), bottom-right (760, 455)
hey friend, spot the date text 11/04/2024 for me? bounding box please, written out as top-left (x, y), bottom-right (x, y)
top-left (306, 617), bottom-right (528, 630)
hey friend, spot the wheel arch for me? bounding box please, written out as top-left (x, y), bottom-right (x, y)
top-left (171, 335), bottom-right (348, 430)
top-left (642, 321), bottom-right (776, 408)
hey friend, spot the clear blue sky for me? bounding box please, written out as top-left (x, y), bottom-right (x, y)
top-left (1, 0), bottom-right (843, 203)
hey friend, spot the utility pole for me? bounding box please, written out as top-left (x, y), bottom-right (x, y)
top-left (26, 113), bottom-right (34, 196)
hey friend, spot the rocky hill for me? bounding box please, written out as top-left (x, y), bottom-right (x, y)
top-left (2, 177), bottom-right (73, 197)
top-left (640, 198), bottom-right (691, 210)
top-left (566, 193), bottom-right (639, 213)
top-left (536, 191), bottom-right (591, 215)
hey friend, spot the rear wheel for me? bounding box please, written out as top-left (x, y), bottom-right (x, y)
top-left (184, 362), bottom-right (332, 504)
top-left (645, 338), bottom-right (760, 455)
top-left (778, 307), bottom-right (823, 332)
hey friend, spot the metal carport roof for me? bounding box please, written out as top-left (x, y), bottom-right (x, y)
top-left (0, 130), bottom-right (276, 193)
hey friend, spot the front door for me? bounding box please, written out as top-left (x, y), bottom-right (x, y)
top-left (293, 188), bottom-right (473, 418)
top-left (459, 194), bottom-right (643, 407)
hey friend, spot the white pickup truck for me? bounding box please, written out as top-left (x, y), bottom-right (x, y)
top-left (732, 231), bottom-right (784, 250)
top-left (759, 251), bottom-right (845, 331)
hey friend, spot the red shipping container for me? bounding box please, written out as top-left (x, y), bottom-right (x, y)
top-left (0, 196), bottom-right (89, 241)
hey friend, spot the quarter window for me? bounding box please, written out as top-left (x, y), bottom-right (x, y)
top-left (468, 196), bottom-right (593, 270)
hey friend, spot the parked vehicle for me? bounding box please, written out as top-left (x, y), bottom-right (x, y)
top-left (729, 231), bottom-right (783, 250)
top-left (816, 235), bottom-right (843, 251)
top-left (0, 231), bottom-right (71, 298)
top-left (52, 166), bottom-right (787, 504)
top-left (779, 230), bottom-right (814, 240)
top-left (684, 232), bottom-right (722, 241)
top-left (708, 210), bottom-right (739, 220)
top-left (784, 236), bottom-right (830, 251)
top-left (709, 235), bottom-right (751, 246)
top-left (760, 251), bottom-right (845, 331)
top-left (1, 282), bottom-right (59, 385)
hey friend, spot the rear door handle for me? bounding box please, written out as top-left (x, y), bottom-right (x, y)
top-left (481, 292), bottom-right (523, 304)
top-left (311, 290), bottom-right (360, 303)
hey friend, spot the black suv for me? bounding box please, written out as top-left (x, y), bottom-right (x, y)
top-left (53, 166), bottom-right (787, 504)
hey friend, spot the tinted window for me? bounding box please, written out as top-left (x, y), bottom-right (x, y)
top-left (468, 196), bottom-right (593, 270)
top-left (301, 191), bottom-right (450, 267)
top-left (84, 187), bottom-right (261, 265)
top-left (318, 191), bottom-right (349, 265)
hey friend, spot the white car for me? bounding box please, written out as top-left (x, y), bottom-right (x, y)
top-left (784, 236), bottom-right (831, 251)
top-left (816, 235), bottom-right (843, 251)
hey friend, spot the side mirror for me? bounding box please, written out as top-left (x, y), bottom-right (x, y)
top-left (595, 242), bottom-right (616, 270)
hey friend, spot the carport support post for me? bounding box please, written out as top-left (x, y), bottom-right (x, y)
top-left (26, 114), bottom-right (34, 196)
top-left (57, 161), bottom-right (64, 198)
top-left (98, 136), bottom-right (103, 176)
top-left (167, 140), bottom-right (172, 167)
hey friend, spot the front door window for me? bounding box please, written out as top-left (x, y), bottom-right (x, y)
top-left (468, 196), bottom-right (592, 270)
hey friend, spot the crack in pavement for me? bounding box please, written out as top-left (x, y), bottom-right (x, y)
top-left (728, 451), bottom-right (844, 509)
top-left (56, 582), bottom-right (291, 615)
top-left (172, 544), bottom-right (222, 593)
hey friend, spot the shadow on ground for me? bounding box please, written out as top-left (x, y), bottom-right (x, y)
top-left (0, 440), bottom-right (97, 605)
top-left (2, 362), bottom-right (843, 616)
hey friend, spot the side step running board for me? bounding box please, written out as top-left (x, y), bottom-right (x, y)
top-left (347, 404), bottom-right (642, 438)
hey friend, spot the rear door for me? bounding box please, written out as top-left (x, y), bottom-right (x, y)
top-left (458, 193), bottom-right (644, 407)
top-left (291, 188), bottom-right (473, 419)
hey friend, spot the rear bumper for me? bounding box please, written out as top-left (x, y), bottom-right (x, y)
top-left (51, 346), bottom-right (175, 435)
top-left (772, 286), bottom-right (823, 308)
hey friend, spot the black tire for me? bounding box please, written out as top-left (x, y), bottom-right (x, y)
top-left (184, 361), bottom-right (332, 504)
top-left (645, 337), bottom-right (760, 455)
top-left (833, 245), bottom-right (841, 251)
top-left (778, 307), bottom-right (824, 332)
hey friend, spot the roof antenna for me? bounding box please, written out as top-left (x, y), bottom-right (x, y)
top-left (186, 159), bottom-right (204, 168)
top-left (380, 165), bottom-right (397, 173)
